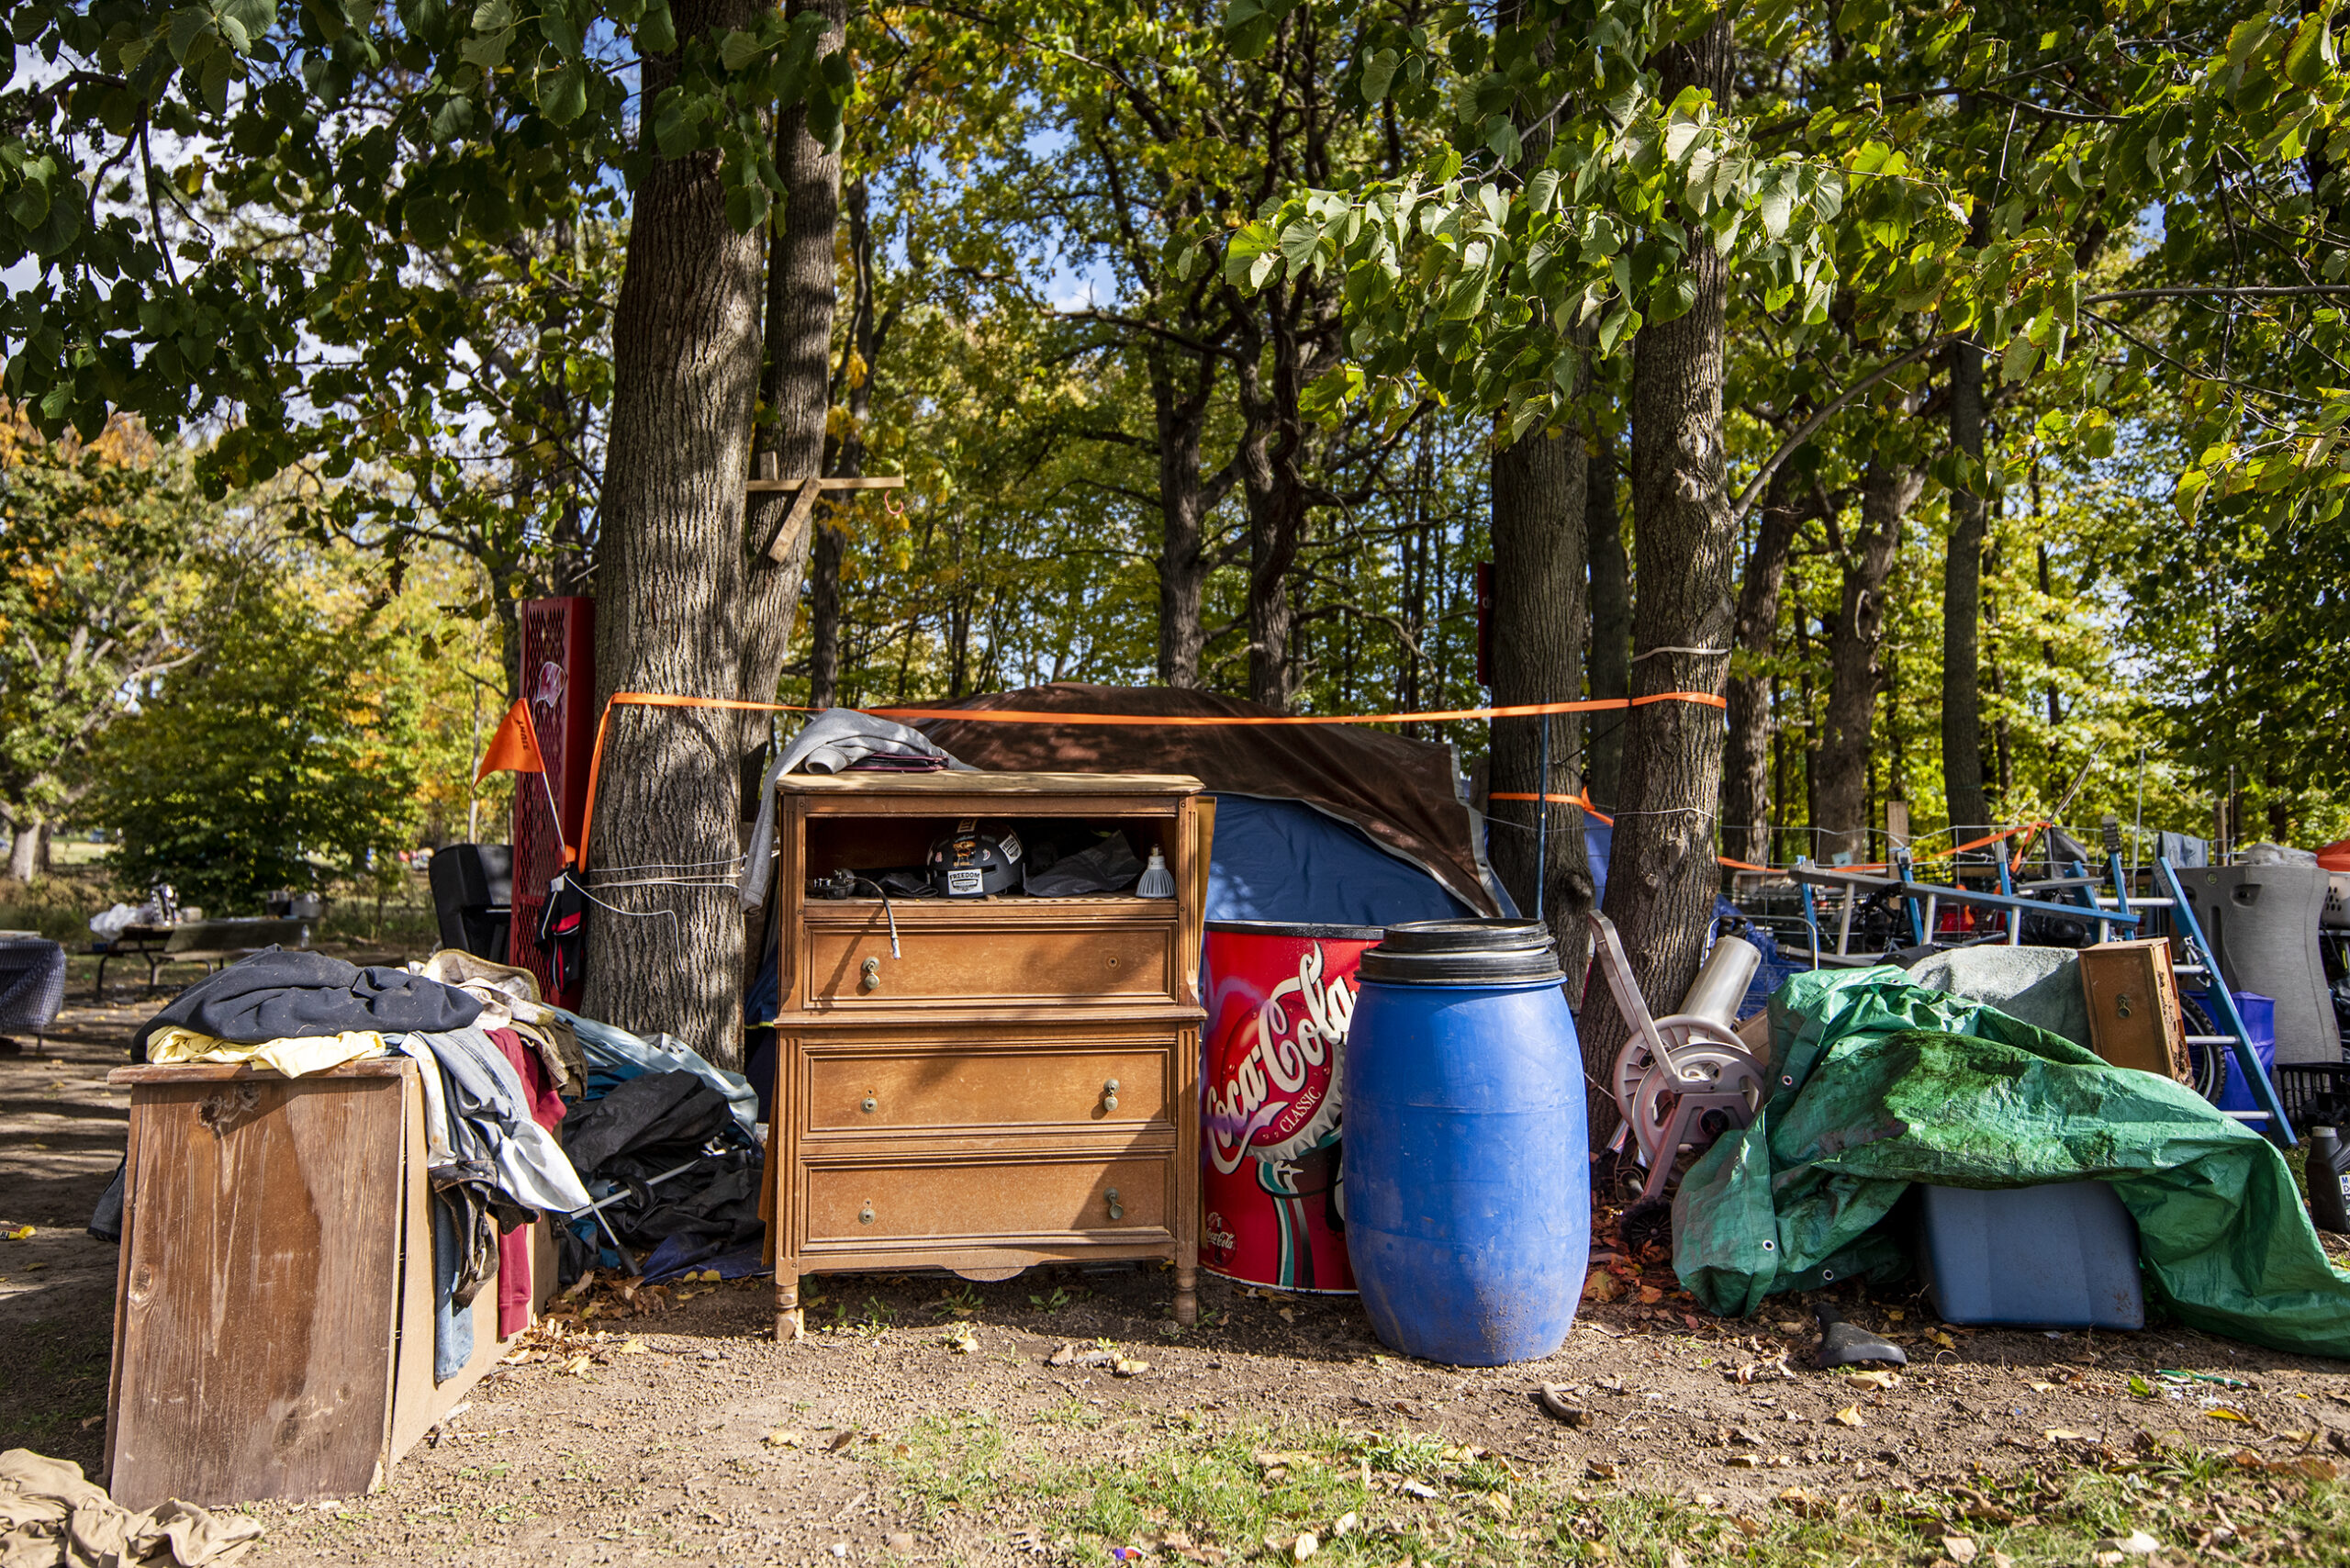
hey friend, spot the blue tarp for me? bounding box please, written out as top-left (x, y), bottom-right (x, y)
top-left (1207, 795), bottom-right (1473, 926)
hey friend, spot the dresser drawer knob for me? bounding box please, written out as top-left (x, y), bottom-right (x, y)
top-left (859, 957), bottom-right (881, 992)
top-left (859, 1202), bottom-right (875, 1225)
top-left (1104, 1187), bottom-right (1123, 1222)
top-left (860, 1095), bottom-right (878, 1114)
top-left (1102, 1078), bottom-right (1120, 1112)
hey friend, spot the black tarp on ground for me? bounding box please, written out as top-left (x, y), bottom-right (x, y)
top-left (911, 683), bottom-right (1504, 915)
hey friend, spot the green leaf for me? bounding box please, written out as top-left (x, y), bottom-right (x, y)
top-left (1597, 301), bottom-right (1639, 358)
top-left (540, 59), bottom-right (588, 125)
top-left (1360, 47), bottom-right (1397, 103)
top-left (637, 0), bottom-right (675, 55)
top-left (2283, 14), bottom-right (2333, 89)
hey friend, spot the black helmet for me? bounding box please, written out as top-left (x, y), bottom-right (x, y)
top-left (927, 819), bottom-right (1024, 898)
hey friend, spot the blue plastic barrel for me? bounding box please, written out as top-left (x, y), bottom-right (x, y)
top-left (1341, 919), bottom-right (1589, 1365)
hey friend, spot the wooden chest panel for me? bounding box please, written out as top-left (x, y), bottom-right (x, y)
top-left (800, 906), bottom-right (1176, 1010)
top-left (106, 1070), bottom-right (405, 1509)
top-left (804, 1156), bottom-right (1171, 1243)
top-left (803, 1046), bottom-right (1170, 1133)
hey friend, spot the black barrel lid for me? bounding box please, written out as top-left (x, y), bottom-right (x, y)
top-left (1356, 918), bottom-right (1564, 986)
top-left (1204, 919), bottom-right (1387, 940)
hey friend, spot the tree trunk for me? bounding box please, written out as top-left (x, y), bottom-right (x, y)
top-left (6, 815), bottom-right (44, 885)
top-left (809, 176), bottom-right (878, 709)
top-left (1580, 15), bottom-right (1738, 1157)
top-left (582, 0), bottom-right (834, 1069)
top-left (1235, 306), bottom-right (1315, 711)
top-left (742, 0), bottom-right (847, 707)
top-left (1585, 431), bottom-right (1629, 812)
top-left (1152, 342), bottom-right (1217, 688)
top-left (1719, 468), bottom-right (1802, 868)
top-left (1489, 425), bottom-right (1595, 985)
top-left (1942, 334), bottom-right (1990, 840)
top-left (1814, 463), bottom-right (1923, 864)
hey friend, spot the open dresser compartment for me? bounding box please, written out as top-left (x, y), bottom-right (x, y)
top-left (762, 771), bottom-right (1213, 1336)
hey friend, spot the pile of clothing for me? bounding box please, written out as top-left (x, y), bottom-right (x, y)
top-left (552, 1011), bottom-right (763, 1283)
top-left (106, 946), bottom-right (768, 1379)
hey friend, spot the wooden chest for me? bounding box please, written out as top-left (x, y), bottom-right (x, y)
top-left (2077, 938), bottom-right (2192, 1082)
top-left (764, 772), bottom-right (1212, 1338)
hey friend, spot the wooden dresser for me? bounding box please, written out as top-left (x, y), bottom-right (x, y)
top-left (763, 771), bottom-right (1212, 1338)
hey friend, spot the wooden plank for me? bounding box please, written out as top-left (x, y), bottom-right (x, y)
top-left (109, 1059), bottom-right (408, 1084)
top-left (108, 1072), bottom-right (406, 1508)
top-left (780, 772), bottom-right (1202, 798)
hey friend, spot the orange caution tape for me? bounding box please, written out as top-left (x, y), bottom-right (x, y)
top-left (571, 689), bottom-right (1729, 869)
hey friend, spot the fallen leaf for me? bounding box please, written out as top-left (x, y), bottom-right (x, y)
top-left (2091, 1530), bottom-right (2159, 1557)
top-left (2207, 1407), bottom-right (2254, 1424)
top-left (1929, 1330), bottom-right (1957, 1349)
top-left (2043, 1428), bottom-right (2087, 1442)
top-left (1774, 1320), bottom-right (1803, 1334)
top-left (943, 1323), bottom-right (978, 1354)
top-left (616, 1338), bottom-right (647, 1355)
top-left (827, 1430), bottom-right (858, 1452)
top-left (1942, 1535), bottom-right (1978, 1564)
top-left (2127, 1374), bottom-right (2155, 1397)
top-left (1724, 1455), bottom-right (1765, 1470)
top-left (1830, 1406), bottom-right (1864, 1428)
top-left (1844, 1369), bottom-right (1898, 1391)
top-left (560, 1354), bottom-right (592, 1376)
top-left (764, 1428), bottom-right (804, 1449)
top-left (1584, 1270), bottom-right (1625, 1304)
top-left (1483, 1491), bottom-right (1512, 1518)
top-left (1638, 1284), bottom-right (1664, 1305)
top-left (884, 1534), bottom-right (914, 1553)
top-left (1278, 1307), bottom-right (1296, 1324)
top-left (1729, 1427), bottom-right (1768, 1447)
top-left (1291, 1531), bottom-right (1317, 1562)
top-left (1399, 1480), bottom-right (1439, 1499)
top-left (1113, 1357), bottom-right (1151, 1377)
top-left (2028, 1381), bottom-right (2056, 1393)
top-left (1584, 1459), bottom-right (1617, 1480)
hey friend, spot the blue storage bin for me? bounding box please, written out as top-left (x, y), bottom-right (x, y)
top-left (1914, 1181), bottom-right (2144, 1330)
top-left (2187, 990), bottom-right (2277, 1114)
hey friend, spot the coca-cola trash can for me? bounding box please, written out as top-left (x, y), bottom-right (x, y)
top-left (1200, 921), bottom-right (1382, 1294)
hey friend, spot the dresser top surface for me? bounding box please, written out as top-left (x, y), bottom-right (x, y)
top-left (778, 770), bottom-right (1203, 799)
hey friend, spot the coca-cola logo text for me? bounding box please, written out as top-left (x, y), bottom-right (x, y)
top-left (1205, 941), bottom-right (1357, 1174)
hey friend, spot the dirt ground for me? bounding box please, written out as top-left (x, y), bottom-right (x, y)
top-left (7, 989), bottom-right (2350, 1566)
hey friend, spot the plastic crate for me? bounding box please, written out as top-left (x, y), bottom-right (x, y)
top-left (2275, 1061), bottom-right (2350, 1135)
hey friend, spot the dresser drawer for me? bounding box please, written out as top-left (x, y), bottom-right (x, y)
top-left (805, 1157), bottom-right (1169, 1243)
top-left (805, 1047), bottom-right (1169, 1133)
top-left (802, 912), bottom-right (1176, 1010)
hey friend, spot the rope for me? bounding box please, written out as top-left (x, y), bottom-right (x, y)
top-left (570, 689), bottom-right (1732, 868)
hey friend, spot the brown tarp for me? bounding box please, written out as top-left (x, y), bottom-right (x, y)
top-left (911, 683), bottom-right (1503, 915)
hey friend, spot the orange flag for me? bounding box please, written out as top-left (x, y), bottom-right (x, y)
top-left (475, 699), bottom-right (546, 782)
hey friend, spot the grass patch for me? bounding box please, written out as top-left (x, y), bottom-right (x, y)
top-left (867, 1415), bottom-right (2348, 1565)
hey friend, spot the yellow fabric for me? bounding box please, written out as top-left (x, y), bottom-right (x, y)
top-left (0, 1449), bottom-right (261, 1568)
top-left (145, 1028), bottom-right (386, 1078)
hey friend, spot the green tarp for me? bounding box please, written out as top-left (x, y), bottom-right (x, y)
top-left (1672, 966), bottom-right (2350, 1360)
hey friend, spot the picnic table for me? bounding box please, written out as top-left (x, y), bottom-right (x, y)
top-left (89, 916), bottom-right (313, 1000)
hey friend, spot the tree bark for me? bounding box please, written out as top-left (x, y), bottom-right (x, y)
top-left (1489, 423), bottom-right (1595, 985)
top-left (1580, 15), bottom-right (1738, 1156)
top-left (1719, 469), bottom-right (1802, 869)
top-left (1234, 298), bottom-right (1324, 711)
top-left (1814, 463), bottom-right (1923, 864)
top-left (582, 0), bottom-right (835, 1068)
top-left (1585, 431), bottom-right (1629, 812)
top-left (1942, 334), bottom-right (1990, 840)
